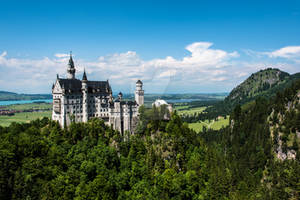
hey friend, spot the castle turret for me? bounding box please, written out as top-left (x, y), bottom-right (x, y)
top-left (67, 52), bottom-right (76, 79)
top-left (135, 80), bottom-right (144, 106)
top-left (82, 69), bottom-right (88, 122)
top-left (118, 92), bottom-right (123, 100)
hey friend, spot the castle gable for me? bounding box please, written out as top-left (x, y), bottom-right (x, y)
top-left (53, 80), bottom-right (62, 94)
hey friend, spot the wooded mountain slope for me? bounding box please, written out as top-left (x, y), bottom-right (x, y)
top-left (225, 68), bottom-right (300, 106)
top-left (201, 68), bottom-right (300, 120)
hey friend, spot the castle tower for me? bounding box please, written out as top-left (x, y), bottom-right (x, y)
top-left (118, 92), bottom-right (123, 100)
top-left (82, 69), bottom-right (88, 122)
top-left (135, 80), bottom-right (144, 106)
top-left (67, 52), bottom-right (76, 79)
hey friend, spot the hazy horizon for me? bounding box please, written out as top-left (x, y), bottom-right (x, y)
top-left (0, 90), bottom-right (230, 96)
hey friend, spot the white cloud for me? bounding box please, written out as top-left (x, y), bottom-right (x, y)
top-left (182, 42), bottom-right (239, 67)
top-left (0, 51), bottom-right (66, 93)
top-left (0, 51), bottom-right (7, 57)
top-left (0, 43), bottom-right (299, 94)
top-left (266, 46), bottom-right (300, 59)
top-left (55, 53), bottom-right (69, 58)
top-left (81, 42), bottom-right (240, 93)
top-left (237, 72), bottom-right (248, 78)
top-left (211, 76), bottom-right (227, 81)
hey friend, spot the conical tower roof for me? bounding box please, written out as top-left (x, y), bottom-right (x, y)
top-left (82, 69), bottom-right (87, 81)
top-left (68, 52), bottom-right (75, 68)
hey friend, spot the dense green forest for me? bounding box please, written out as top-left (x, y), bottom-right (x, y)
top-left (0, 80), bottom-right (299, 199)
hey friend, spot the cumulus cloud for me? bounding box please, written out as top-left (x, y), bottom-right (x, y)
top-left (266, 46), bottom-right (300, 59)
top-left (183, 42), bottom-right (239, 67)
top-left (55, 53), bottom-right (69, 58)
top-left (0, 51), bottom-right (66, 93)
top-left (0, 43), bottom-right (299, 94)
top-left (82, 42), bottom-right (240, 93)
top-left (0, 51), bottom-right (7, 57)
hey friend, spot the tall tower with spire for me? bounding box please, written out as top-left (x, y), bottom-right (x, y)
top-left (82, 69), bottom-right (88, 122)
top-left (67, 52), bottom-right (76, 79)
top-left (135, 80), bottom-right (144, 106)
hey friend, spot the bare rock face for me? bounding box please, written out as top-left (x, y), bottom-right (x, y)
top-left (297, 131), bottom-right (300, 139)
top-left (272, 90), bottom-right (300, 161)
top-left (277, 149), bottom-right (297, 161)
top-left (287, 150), bottom-right (297, 160)
top-left (276, 150), bottom-right (287, 160)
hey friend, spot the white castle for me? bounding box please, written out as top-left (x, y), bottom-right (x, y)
top-left (52, 54), bottom-right (144, 134)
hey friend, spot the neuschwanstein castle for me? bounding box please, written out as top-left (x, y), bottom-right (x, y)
top-left (52, 54), bottom-right (144, 134)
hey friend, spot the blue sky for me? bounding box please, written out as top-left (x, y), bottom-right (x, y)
top-left (0, 0), bottom-right (300, 94)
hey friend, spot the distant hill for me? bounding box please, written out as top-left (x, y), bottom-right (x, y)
top-left (225, 68), bottom-right (300, 106)
top-left (0, 91), bottom-right (52, 101)
top-left (201, 68), bottom-right (300, 119)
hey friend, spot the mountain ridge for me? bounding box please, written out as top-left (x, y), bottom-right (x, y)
top-left (225, 68), bottom-right (300, 106)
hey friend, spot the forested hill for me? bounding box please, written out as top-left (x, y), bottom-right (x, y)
top-left (201, 68), bottom-right (300, 119)
top-left (225, 68), bottom-right (300, 106)
top-left (0, 91), bottom-right (52, 101)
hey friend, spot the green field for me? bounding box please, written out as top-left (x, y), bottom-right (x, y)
top-left (175, 106), bottom-right (207, 115)
top-left (0, 111), bottom-right (52, 127)
top-left (188, 116), bottom-right (229, 132)
top-left (1, 103), bottom-right (52, 111)
top-left (0, 103), bottom-right (52, 127)
top-left (174, 103), bottom-right (229, 132)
